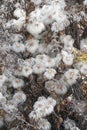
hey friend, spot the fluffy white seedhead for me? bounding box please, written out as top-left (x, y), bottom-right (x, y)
top-left (0, 118), bottom-right (4, 128)
top-left (60, 35), bottom-right (74, 52)
top-left (24, 58), bottom-right (36, 67)
top-left (0, 75), bottom-right (7, 87)
top-left (26, 39), bottom-right (39, 53)
top-left (46, 43), bottom-right (59, 57)
top-left (80, 38), bottom-right (87, 53)
top-left (21, 66), bottom-right (33, 77)
top-left (12, 77), bottom-right (24, 88)
top-left (12, 42), bottom-right (25, 53)
top-left (36, 54), bottom-right (55, 67)
top-left (45, 80), bottom-right (56, 93)
top-left (83, 0), bottom-right (87, 5)
top-left (36, 54), bottom-right (49, 63)
top-left (50, 0), bottom-right (66, 9)
top-left (29, 8), bottom-right (41, 22)
top-left (51, 22), bottom-right (63, 32)
top-left (45, 79), bottom-right (67, 95)
top-left (11, 34), bottom-right (23, 43)
top-left (63, 69), bottom-right (80, 86)
top-left (31, 0), bottom-right (42, 5)
top-left (5, 17), bottom-right (25, 31)
top-left (71, 127), bottom-right (80, 130)
top-left (46, 58), bottom-right (56, 68)
top-left (76, 62), bottom-right (87, 75)
top-left (53, 9), bottom-right (69, 30)
top-left (0, 86), bottom-right (7, 96)
top-left (46, 58), bottom-right (57, 68)
top-left (54, 54), bottom-right (62, 67)
top-left (40, 5), bottom-right (54, 25)
top-left (31, 0), bottom-right (66, 8)
top-left (4, 101), bottom-right (18, 113)
top-left (14, 66), bottom-right (23, 76)
top-left (16, 17), bottom-right (26, 31)
top-left (27, 22), bottom-right (45, 37)
top-left (5, 19), bottom-right (16, 29)
top-left (29, 111), bottom-right (40, 120)
top-left (4, 113), bottom-right (16, 123)
top-left (63, 43), bottom-right (74, 53)
top-left (38, 43), bottom-right (47, 53)
top-left (51, 19), bottom-right (69, 33)
top-left (71, 100), bottom-right (87, 114)
top-left (12, 91), bottom-right (26, 105)
top-left (33, 63), bottom-right (46, 74)
top-left (60, 35), bottom-right (73, 44)
top-left (13, 8), bottom-right (26, 18)
top-left (47, 97), bottom-right (56, 107)
top-left (43, 5), bottom-right (66, 24)
top-left (61, 50), bottom-right (74, 66)
top-left (37, 118), bottom-right (51, 130)
top-left (54, 80), bottom-right (67, 95)
top-left (27, 0), bottom-right (69, 36)
top-left (0, 92), bottom-right (6, 104)
top-left (44, 68), bottom-right (56, 80)
top-left (29, 96), bottom-right (56, 119)
top-left (10, 128), bottom-right (17, 130)
top-left (64, 118), bottom-right (76, 130)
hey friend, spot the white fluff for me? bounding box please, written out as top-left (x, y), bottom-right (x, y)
top-left (45, 58), bottom-right (55, 68)
top-left (29, 8), bottom-right (41, 22)
top-left (80, 38), bottom-right (87, 53)
top-left (11, 77), bottom-right (24, 88)
top-left (29, 111), bottom-right (40, 120)
top-left (21, 66), bottom-right (33, 77)
top-left (36, 54), bottom-right (55, 67)
top-left (54, 54), bottom-right (62, 67)
top-left (76, 62), bottom-right (87, 75)
top-left (4, 101), bottom-right (18, 113)
top-left (47, 97), bottom-right (56, 107)
top-left (60, 35), bottom-right (74, 52)
top-left (83, 0), bottom-right (87, 5)
top-left (0, 92), bottom-right (6, 104)
top-left (27, 0), bottom-right (69, 36)
top-left (27, 22), bottom-right (45, 37)
top-left (0, 118), bottom-right (4, 128)
top-left (38, 43), bottom-right (47, 53)
top-left (37, 118), bottom-right (51, 130)
top-left (5, 17), bottom-right (25, 31)
top-left (13, 8), bottom-right (26, 19)
top-left (45, 80), bottom-right (56, 93)
top-left (60, 35), bottom-right (74, 44)
top-left (33, 63), bottom-right (46, 74)
top-left (24, 58), bottom-right (36, 67)
top-left (36, 54), bottom-right (49, 66)
top-left (51, 22), bottom-right (64, 32)
top-left (64, 118), bottom-right (76, 130)
top-left (61, 50), bottom-right (74, 66)
top-left (25, 39), bottom-right (39, 53)
top-left (13, 91), bottom-right (26, 105)
top-left (0, 75), bottom-right (7, 87)
top-left (31, 0), bottom-right (42, 5)
top-left (54, 80), bottom-right (67, 95)
top-left (12, 42), bottom-right (25, 53)
top-left (29, 96), bottom-right (56, 119)
top-left (44, 68), bottom-right (56, 80)
top-left (71, 127), bottom-right (80, 130)
top-left (63, 69), bottom-right (80, 86)
top-left (40, 5), bottom-right (54, 24)
top-left (11, 34), bottom-right (23, 43)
